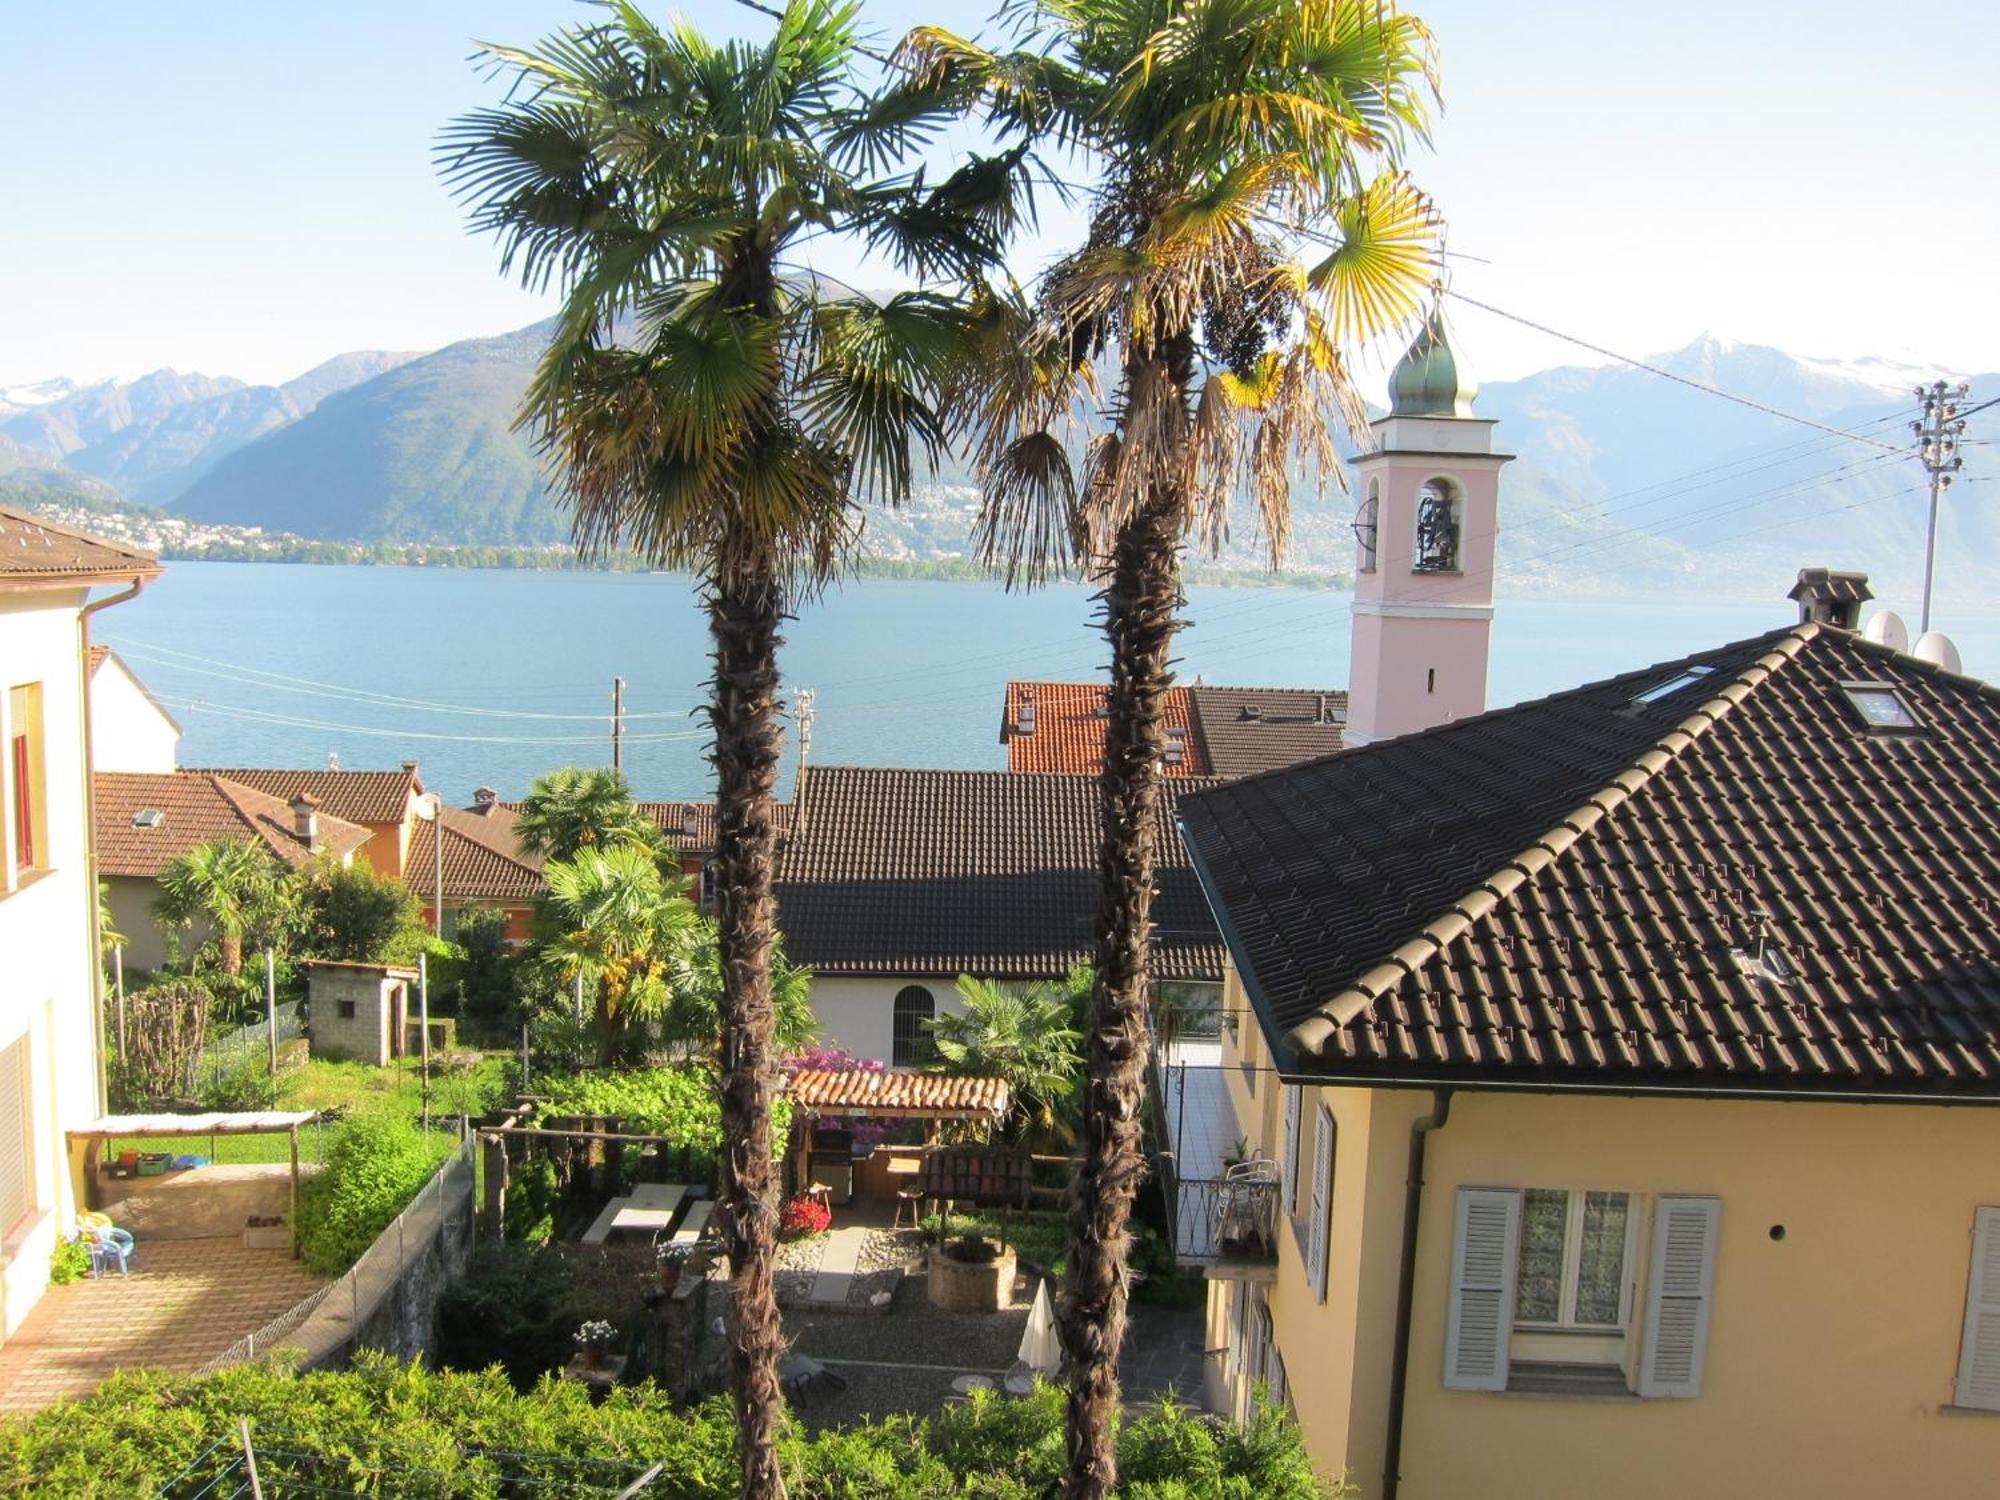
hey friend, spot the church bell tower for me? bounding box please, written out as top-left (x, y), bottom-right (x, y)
top-left (1345, 311), bottom-right (1512, 746)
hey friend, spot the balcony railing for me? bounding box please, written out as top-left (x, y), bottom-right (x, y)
top-left (1167, 1170), bottom-right (1279, 1273)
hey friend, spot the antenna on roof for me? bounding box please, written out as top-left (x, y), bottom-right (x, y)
top-left (326, 751), bottom-right (340, 771)
top-left (1731, 909), bottom-right (1795, 987)
top-left (1861, 609), bottom-right (1909, 654)
top-left (792, 688), bottom-right (815, 839)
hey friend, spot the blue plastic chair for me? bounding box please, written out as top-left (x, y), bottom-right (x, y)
top-left (82, 1225), bottom-right (135, 1277)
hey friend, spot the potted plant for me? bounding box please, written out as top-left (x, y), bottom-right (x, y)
top-left (573, 1319), bottom-right (618, 1370)
top-left (1220, 1136), bottom-right (1250, 1171)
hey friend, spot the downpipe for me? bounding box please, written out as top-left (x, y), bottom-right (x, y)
top-left (1382, 1088), bottom-right (1452, 1500)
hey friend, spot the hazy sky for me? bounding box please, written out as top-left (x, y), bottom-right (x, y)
top-left (4, 0), bottom-right (1995, 389)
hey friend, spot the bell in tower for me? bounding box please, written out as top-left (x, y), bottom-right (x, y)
top-left (1343, 310), bottom-right (1513, 746)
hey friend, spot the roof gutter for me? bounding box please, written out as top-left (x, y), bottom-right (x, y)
top-left (1267, 1068), bottom-right (2000, 1111)
top-left (79, 573), bottom-right (153, 1116)
top-left (1383, 1087), bottom-right (1451, 1500)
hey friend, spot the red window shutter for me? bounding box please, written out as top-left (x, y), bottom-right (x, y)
top-left (10, 733), bottom-right (30, 870)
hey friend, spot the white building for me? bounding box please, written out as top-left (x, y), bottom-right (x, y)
top-left (87, 646), bottom-right (180, 773)
top-left (0, 507), bottom-right (158, 1342)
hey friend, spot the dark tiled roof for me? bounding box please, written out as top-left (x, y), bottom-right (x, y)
top-left (1000, 682), bottom-right (1211, 777)
top-left (197, 767), bottom-right (421, 826)
top-left (408, 808), bottom-right (546, 903)
top-left (1180, 624), bottom-right (2000, 1097)
top-left (776, 765), bottom-right (1224, 981)
top-left (95, 772), bottom-right (372, 876)
top-left (0, 507), bottom-right (159, 582)
top-left (1186, 686), bottom-right (1347, 777)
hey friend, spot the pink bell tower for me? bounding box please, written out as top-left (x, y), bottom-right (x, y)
top-left (1345, 312), bottom-right (1512, 746)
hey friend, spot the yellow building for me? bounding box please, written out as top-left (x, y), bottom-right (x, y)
top-left (1175, 609), bottom-right (2000, 1499)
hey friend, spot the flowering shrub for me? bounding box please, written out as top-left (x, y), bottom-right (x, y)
top-left (781, 1194), bottom-right (832, 1237)
top-left (786, 1043), bottom-right (885, 1076)
top-left (573, 1319), bottom-right (617, 1351)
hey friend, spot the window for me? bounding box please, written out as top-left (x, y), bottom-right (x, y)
top-left (0, 1034), bottom-right (33, 1239)
top-left (337, 999), bottom-right (357, 1020)
top-left (698, 859), bottom-right (720, 911)
top-left (1412, 479), bottom-right (1461, 572)
top-left (1280, 1085), bottom-right (1302, 1217)
top-left (1306, 1106), bottom-right (1334, 1303)
top-left (1516, 1189), bottom-right (1632, 1328)
top-left (1840, 681), bottom-right (1922, 732)
top-left (1445, 1187), bottom-right (1719, 1398)
top-left (1352, 482), bottom-right (1379, 573)
top-left (1631, 664), bottom-right (1716, 706)
top-left (892, 985), bottom-right (936, 1066)
top-left (1955, 1206), bottom-right (2000, 1411)
top-left (7, 683), bottom-right (48, 878)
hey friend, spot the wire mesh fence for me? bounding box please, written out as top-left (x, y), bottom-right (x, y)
top-left (197, 1133), bottom-right (477, 1375)
top-left (155, 1434), bottom-right (666, 1499)
top-left (185, 1000), bottom-right (304, 1099)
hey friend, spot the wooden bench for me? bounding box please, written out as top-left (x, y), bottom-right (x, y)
top-left (580, 1183), bottom-right (689, 1245)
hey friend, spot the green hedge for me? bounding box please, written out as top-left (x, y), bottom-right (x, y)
top-left (295, 1114), bottom-right (454, 1276)
top-left (0, 1354), bottom-right (1326, 1498)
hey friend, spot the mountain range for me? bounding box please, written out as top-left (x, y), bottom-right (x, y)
top-left (4, 324), bottom-right (1991, 602)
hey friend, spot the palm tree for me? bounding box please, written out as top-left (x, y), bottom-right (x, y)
top-left (660, 927), bottom-right (819, 1059)
top-left (903, 5), bottom-right (1442, 1491)
top-left (930, 974), bottom-right (1082, 1151)
top-left (151, 837), bottom-right (283, 977)
top-left (513, 766), bottom-right (665, 863)
top-left (534, 843), bottom-right (699, 1064)
top-left (444, 6), bottom-right (1025, 1490)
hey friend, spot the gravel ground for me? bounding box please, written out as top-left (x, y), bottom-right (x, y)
top-left (776, 1232), bottom-right (828, 1304)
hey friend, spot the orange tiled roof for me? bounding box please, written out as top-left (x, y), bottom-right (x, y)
top-left (787, 1068), bottom-right (1011, 1119)
top-left (999, 682), bottom-right (1209, 776)
top-left (94, 771), bottom-right (373, 876)
top-left (196, 766), bottom-right (422, 826)
top-left (0, 507), bottom-right (159, 583)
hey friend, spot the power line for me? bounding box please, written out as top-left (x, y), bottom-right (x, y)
top-left (150, 694), bottom-right (711, 746)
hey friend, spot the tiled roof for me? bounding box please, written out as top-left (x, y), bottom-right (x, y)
top-left (999, 681), bottom-right (1346, 779)
top-left (1180, 624), bottom-right (2000, 1097)
top-left (196, 767), bottom-right (421, 826)
top-left (776, 765), bottom-right (1224, 981)
top-left (407, 807), bottom-right (546, 903)
top-left (787, 1068), bottom-right (1010, 1118)
top-left (0, 507), bottom-right (159, 582)
top-left (95, 771), bottom-right (373, 876)
top-left (1000, 682), bottom-right (1210, 777)
top-left (1185, 686), bottom-right (1346, 778)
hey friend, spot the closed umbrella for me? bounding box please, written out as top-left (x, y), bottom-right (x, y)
top-left (1017, 1279), bottom-right (1061, 1377)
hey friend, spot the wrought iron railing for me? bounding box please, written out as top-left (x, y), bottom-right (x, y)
top-left (1170, 1174), bottom-right (1279, 1264)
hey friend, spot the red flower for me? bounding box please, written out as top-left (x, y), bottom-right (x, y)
top-left (781, 1195), bottom-right (832, 1235)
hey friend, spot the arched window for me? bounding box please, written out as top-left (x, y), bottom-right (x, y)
top-left (892, 984), bottom-right (936, 1065)
top-left (1352, 481), bottom-right (1379, 574)
top-left (1413, 478), bottom-right (1462, 573)
top-left (698, 859), bottom-right (719, 911)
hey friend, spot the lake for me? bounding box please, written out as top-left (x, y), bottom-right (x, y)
top-left (95, 562), bottom-right (2000, 803)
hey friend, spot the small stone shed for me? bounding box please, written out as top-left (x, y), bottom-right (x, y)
top-left (304, 959), bottom-right (418, 1066)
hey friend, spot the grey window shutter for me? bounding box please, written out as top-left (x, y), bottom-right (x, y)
top-left (1444, 1187), bottom-right (1521, 1391)
top-left (1307, 1106), bottom-right (1333, 1302)
top-left (1954, 1207), bottom-right (2000, 1411)
top-left (1281, 1086), bottom-right (1302, 1216)
top-left (1638, 1195), bottom-right (1721, 1398)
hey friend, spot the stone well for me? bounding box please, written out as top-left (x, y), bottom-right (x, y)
top-left (927, 1240), bottom-right (1017, 1314)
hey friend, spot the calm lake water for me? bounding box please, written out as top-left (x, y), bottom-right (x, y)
top-left (96, 562), bottom-right (2000, 803)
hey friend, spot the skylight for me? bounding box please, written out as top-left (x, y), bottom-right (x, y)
top-left (1631, 663), bottom-right (1716, 705)
top-left (1840, 682), bottom-right (1921, 732)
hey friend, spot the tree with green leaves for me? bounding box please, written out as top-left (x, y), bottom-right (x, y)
top-left (151, 838), bottom-right (288, 977)
top-left (512, 766), bottom-right (666, 864)
top-left (299, 858), bottom-right (430, 966)
top-left (532, 842), bottom-right (700, 1065)
top-left (930, 972), bottom-right (1084, 1151)
top-left (903, 4), bottom-right (1443, 1490)
top-left (659, 927), bottom-right (818, 1059)
top-left (445, 4), bottom-right (1027, 1488)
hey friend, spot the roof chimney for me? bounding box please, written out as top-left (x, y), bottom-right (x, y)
top-left (472, 786), bottom-right (499, 809)
top-left (1788, 567), bottom-right (1872, 630)
top-left (291, 793), bottom-right (320, 851)
top-left (1015, 691), bottom-right (1036, 736)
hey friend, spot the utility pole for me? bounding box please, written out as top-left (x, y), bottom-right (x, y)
top-left (1912, 380), bottom-right (1969, 634)
top-left (612, 676), bottom-right (625, 771)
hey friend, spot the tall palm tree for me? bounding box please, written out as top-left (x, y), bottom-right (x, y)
top-left (513, 766), bottom-right (667, 864)
top-left (534, 843), bottom-right (699, 1064)
top-left (444, 5), bottom-right (1026, 1491)
top-left (903, 4), bottom-right (1442, 1491)
top-left (151, 837), bottom-right (282, 977)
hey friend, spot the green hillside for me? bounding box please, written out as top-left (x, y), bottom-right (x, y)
top-left (172, 322), bottom-right (565, 545)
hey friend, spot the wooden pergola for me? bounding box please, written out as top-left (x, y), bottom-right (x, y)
top-left (70, 1109), bottom-right (319, 1255)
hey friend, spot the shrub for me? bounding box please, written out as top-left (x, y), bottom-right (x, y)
top-left (781, 1194), bottom-right (831, 1238)
top-left (528, 1066), bottom-right (793, 1169)
top-left (48, 1238), bottom-right (92, 1286)
top-left (295, 1114), bottom-right (451, 1275)
top-left (109, 978), bottom-right (210, 1107)
top-left (0, 1353), bottom-right (1328, 1497)
top-left (299, 859), bottom-right (428, 965)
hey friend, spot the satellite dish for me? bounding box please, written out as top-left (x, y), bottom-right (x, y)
top-left (1862, 609), bottom-right (1909, 653)
top-left (1912, 631), bottom-right (1962, 674)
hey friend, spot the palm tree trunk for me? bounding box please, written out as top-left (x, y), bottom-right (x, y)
top-left (1061, 483), bottom-right (1185, 1500)
top-left (219, 932), bottom-right (243, 977)
top-left (708, 566), bottom-right (789, 1500)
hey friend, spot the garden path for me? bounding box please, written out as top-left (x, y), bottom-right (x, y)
top-left (805, 1224), bottom-right (870, 1307)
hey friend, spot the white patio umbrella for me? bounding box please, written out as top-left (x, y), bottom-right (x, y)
top-left (1017, 1279), bottom-right (1061, 1377)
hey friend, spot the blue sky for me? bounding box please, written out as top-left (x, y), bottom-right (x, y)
top-left (3, 0), bottom-right (1995, 389)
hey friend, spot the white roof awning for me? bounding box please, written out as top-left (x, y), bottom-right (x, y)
top-left (70, 1110), bottom-right (318, 1138)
